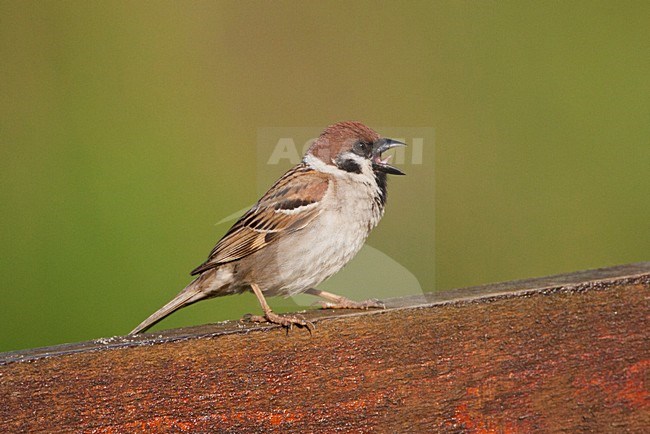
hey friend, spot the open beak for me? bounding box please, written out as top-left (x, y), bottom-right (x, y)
top-left (372, 138), bottom-right (406, 175)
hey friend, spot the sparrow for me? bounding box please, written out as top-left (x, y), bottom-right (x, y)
top-left (129, 121), bottom-right (405, 334)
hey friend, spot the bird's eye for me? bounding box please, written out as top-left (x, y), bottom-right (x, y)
top-left (353, 141), bottom-right (369, 156)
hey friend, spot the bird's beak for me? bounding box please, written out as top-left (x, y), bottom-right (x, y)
top-left (372, 138), bottom-right (406, 175)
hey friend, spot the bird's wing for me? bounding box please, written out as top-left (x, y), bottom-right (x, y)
top-left (190, 164), bottom-right (330, 275)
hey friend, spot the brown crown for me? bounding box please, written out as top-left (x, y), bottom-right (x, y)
top-left (307, 121), bottom-right (380, 164)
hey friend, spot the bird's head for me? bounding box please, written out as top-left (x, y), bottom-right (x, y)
top-left (306, 121), bottom-right (406, 176)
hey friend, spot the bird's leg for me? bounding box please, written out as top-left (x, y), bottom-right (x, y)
top-left (305, 288), bottom-right (385, 310)
top-left (248, 283), bottom-right (314, 332)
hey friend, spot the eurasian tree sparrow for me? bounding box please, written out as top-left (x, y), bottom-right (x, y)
top-left (130, 121), bottom-right (405, 334)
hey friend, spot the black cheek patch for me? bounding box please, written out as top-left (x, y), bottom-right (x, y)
top-left (338, 159), bottom-right (362, 174)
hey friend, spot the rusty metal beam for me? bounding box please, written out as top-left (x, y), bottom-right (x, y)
top-left (1, 262), bottom-right (649, 432)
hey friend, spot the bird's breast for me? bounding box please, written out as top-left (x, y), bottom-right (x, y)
top-left (267, 177), bottom-right (385, 296)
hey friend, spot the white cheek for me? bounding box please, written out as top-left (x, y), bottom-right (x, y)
top-left (304, 153), bottom-right (337, 174)
top-left (304, 152), bottom-right (373, 178)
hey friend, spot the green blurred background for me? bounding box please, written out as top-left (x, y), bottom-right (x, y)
top-left (1, 1), bottom-right (648, 352)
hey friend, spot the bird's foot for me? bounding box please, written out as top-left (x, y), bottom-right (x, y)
top-left (248, 311), bottom-right (315, 334)
top-left (316, 297), bottom-right (385, 310)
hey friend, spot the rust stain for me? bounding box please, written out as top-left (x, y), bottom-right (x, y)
top-left (447, 388), bottom-right (535, 434)
top-left (616, 359), bottom-right (650, 409)
top-left (269, 410), bottom-right (301, 426)
top-left (450, 403), bottom-right (502, 433)
top-left (571, 358), bottom-right (650, 412)
top-left (89, 415), bottom-right (195, 433)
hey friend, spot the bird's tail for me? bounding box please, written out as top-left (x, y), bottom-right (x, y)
top-left (129, 278), bottom-right (208, 335)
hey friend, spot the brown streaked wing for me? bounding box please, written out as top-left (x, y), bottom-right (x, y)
top-left (190, 165), bottom-right (330, 275)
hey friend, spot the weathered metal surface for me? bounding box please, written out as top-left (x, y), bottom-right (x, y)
top-left (1, 263), bottom-right (649, 432)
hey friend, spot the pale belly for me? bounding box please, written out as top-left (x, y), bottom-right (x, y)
top-left (269, 214), bottom-right (368, 295)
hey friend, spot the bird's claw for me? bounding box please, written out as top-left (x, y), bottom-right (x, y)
top-left (248, 312), bottom-right (315, 335)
